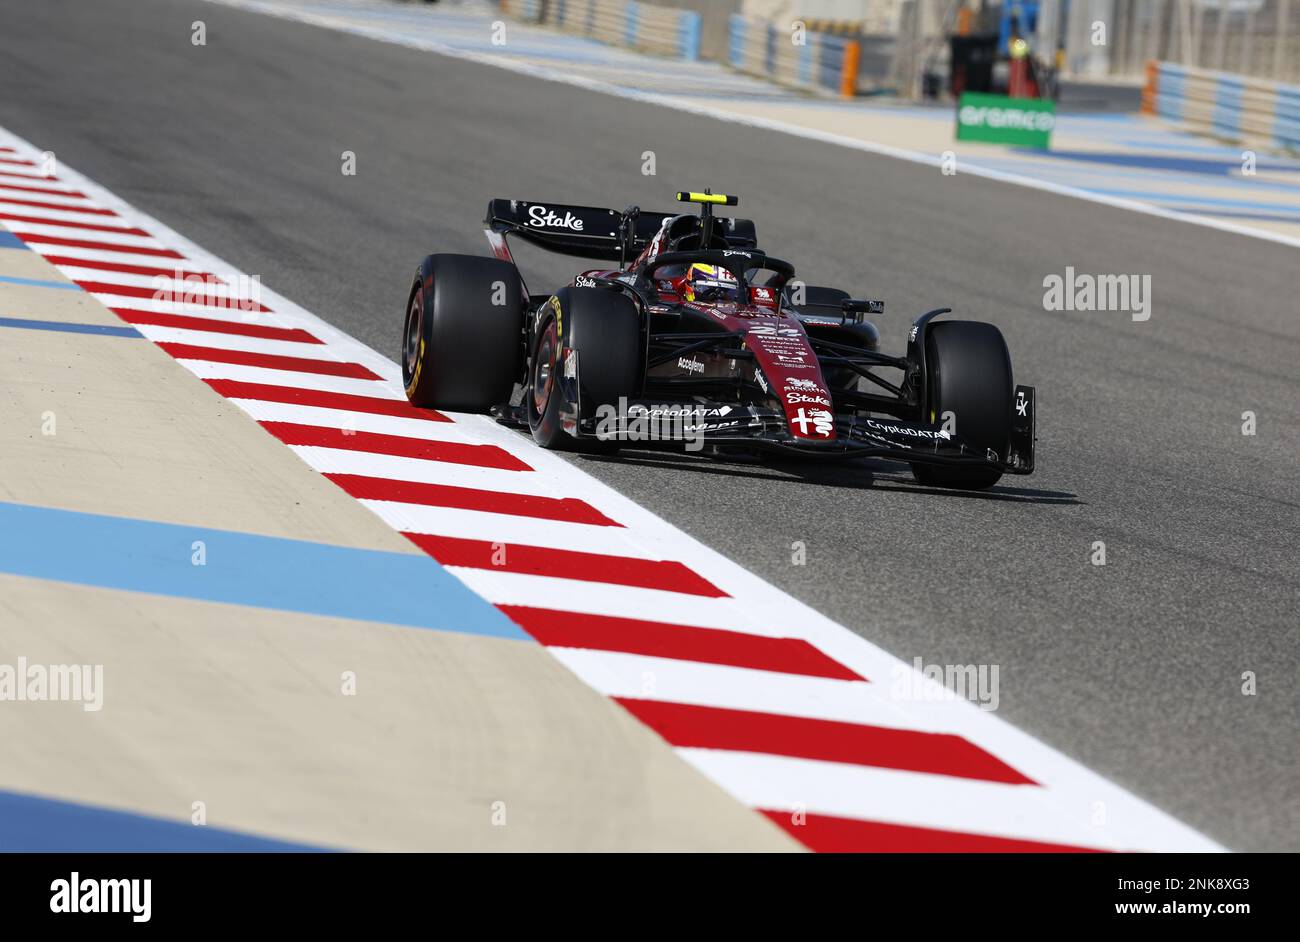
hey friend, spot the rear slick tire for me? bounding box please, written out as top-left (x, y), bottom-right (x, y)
top-left (402, 253), bottom-right (523, 412)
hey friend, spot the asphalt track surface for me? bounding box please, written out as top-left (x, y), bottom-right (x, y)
top-left (2, 0), bottom-right (1295, 850)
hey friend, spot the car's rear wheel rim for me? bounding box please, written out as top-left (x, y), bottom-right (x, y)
top-left (403, 290), bottom-right (423, 380)
top-left (532, 318), bottom-right (558, 416)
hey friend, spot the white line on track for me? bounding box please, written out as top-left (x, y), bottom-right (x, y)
top-left (0, 199), bottom-right (121, 222)
top-left (131, 325), bottom-right (321, 356)
top-left (172, 361), bottom-right (388, 394)
top-left (286, 448), bottom-right (550, 491)
top-left (679, 749), bottom-right (1131, 849)
top-left (549, 648), bottom-right (889, 724)
top-left (362, 500), bottom-right (651, 554)
top-left (0, 189), bottom-right (95, 208)
top-left (0, 179), bottom-right (85, 198)
top-left (6, 221), bottom-right (172, 249)
top-left (51, 267), bottom-right (229, 291)
top-left (228, 399), bottom-right (468, 438)
top-left (22, 244), bottom-right (196, 267)
top-left (448, 568), bottom-right (764, 628)
top-left (84, 293), bottom-right (274, 319)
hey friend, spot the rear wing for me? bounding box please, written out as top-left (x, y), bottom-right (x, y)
top-left (484, 198), bottom-right (757, 263)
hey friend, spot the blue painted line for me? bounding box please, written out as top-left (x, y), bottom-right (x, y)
top-left (441, 44), bottom-right (632, 65)
top-left (1163, 207), bottom-right (1300, 223)
top-left (1079, 188), bottom-right (1300, 212)
top-left (1115, 137), bottom-right (1271, 158)
top-left (971, 154), bottom-right (1300, 193)
top-left (1047, 112), bottom-right (1136, 124)
top-left (1016, 149), bottom-right (1300, 176)
top-left (0, 230), bottom-right (29, 249)
top-left (0, 273), bottom-right (81, 290)
top-left (0, 502), bottom-right (529, 641)
top-left (0, 788), bottom-right (333, 852)
top-left (0, 316), bottom-right (142, 337)
top-left (661, 89), bottom-right (822, 101)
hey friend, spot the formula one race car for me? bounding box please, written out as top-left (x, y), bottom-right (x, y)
top-left (401, 190), bottom-right (1035, 489)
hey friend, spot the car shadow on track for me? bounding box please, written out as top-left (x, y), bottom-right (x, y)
top-left (573, 449), bottom-right (1082, 506)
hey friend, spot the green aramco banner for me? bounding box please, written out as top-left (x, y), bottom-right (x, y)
top-left (956, 93), bottom-right (1056, 149)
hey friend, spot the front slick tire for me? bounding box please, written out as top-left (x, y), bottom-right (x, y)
top-left (910, 319), bottom-right (1013, 491)
top-left (527, 287), bottom-right (641, 452)
top-left (402, 253), bottom-right (522, 411)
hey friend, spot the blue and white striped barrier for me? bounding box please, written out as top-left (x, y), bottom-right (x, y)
top-left (501, 0), bottom-right (701, 61)
top-left (501, 0), bottom-right (543, 22)
top-left (727, 15), bottom-right (859, 98)
top-left (1145, 61), bottom-right (1300, 153)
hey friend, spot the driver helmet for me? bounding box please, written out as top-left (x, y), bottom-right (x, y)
top-left (683, 263), bottom-right (740, 303)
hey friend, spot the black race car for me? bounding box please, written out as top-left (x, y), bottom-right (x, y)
top-left (401, 190), bottom-right (1034, 489)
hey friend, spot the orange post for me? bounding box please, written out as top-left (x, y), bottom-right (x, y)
top-left (840, 40), bottom-right (860, 99)
top-left (1141, 60), bottom-right (1158, 115)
